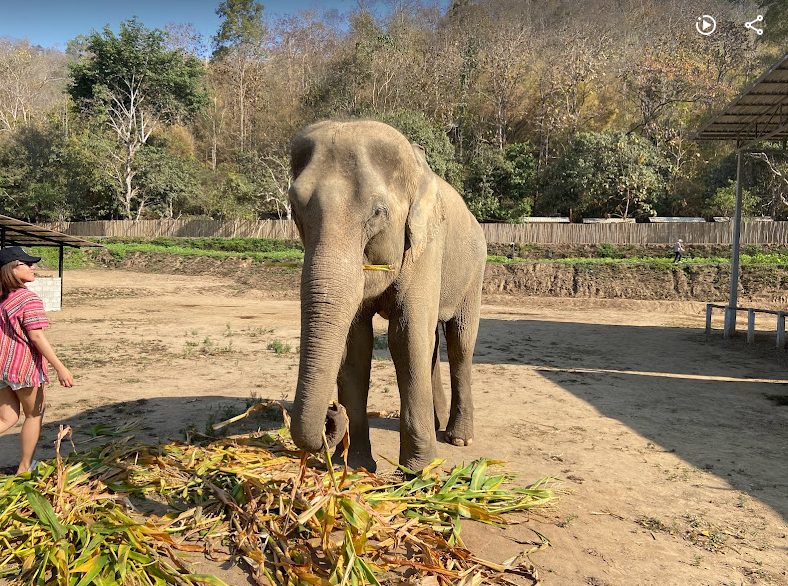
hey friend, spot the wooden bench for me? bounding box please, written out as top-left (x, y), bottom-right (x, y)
top-left (706, 304), bottom-right (786, 348)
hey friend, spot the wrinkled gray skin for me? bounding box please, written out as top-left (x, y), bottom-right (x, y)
top-left (288, 120), bottom-right (486, 473)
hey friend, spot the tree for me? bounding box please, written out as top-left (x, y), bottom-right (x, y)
top-left (477, 21), bottom-right (531, 150)
top-left (760, 0), bottom-right (788, 48)
top-left (0, 120), bottom-right (115, 220)
top-left (164, 23), bottom-right (207, 56)
top-left (69, 18), bottom-right (207, 219)
top-left (0, 40), bottom-right (68, 134)
top-left (377, 109), bottom-right (462, 190)
top-left (252, 150), bottom-right (292, 220)
top-left (464, 142), bottom-right (535, 222)
top-left (748, 150), bottom-right (788, 219)
top-left (231, 147), bottom-right (292, 220)
top-left (703, 180), bottom-right (759, 218)
top-left (212, 0), bottom-right (267, 153)
top-left (540, 131), bottom-right (669, 220)
top-left (262, 13), bottom-right (341, 142)
top-left (135, 145), bottom-right (203, 218)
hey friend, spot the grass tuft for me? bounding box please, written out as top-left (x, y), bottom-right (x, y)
top-left (267, 339), bottom-right (291, 354)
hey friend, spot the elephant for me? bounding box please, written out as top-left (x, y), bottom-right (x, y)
top-left (288, 119), bottom-right (486, 473)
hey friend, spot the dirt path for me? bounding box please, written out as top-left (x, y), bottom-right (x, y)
top-left (2, 269), bottom-right (786, 585)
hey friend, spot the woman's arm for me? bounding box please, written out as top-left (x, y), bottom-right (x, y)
top-left (27, 329), bottom-right (74, 387)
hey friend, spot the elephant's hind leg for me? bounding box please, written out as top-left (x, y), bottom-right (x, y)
top-left (336, 312), bottom-right (376, 472)
top-left (432, 325), bottom-right (449, 432)
top-left (444, 299), bottom-right (480, 447)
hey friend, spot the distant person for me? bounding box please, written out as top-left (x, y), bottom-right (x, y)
top-left (673, 239), bottom-right (685, 263)
top-left (0, 247), bottom-right (73, 475)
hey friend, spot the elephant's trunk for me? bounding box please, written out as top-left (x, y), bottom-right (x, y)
top-left (291, 243), bottom-right (364, 453)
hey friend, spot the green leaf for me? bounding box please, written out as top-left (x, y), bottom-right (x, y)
top-left (339, 497), bottom-right (369, 531)
top-left (469, 459), bottom-right (488, 492)
top-left (23, 485), bottom-right (67, 540)
top-left (355, 558), bottom-right (381, 586)
top-left (74, 554), bottom-right (108, 586)
top-left (116, 544), bottom-right (130, 581)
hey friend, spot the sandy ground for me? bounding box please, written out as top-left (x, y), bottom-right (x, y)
top-left (1, 268), bottom-right (787, 586)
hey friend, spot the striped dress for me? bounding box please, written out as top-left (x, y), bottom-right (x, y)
top-left (0, 287), bottom-right (49, 387)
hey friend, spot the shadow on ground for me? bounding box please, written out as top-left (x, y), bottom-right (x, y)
top-left (0, 395), bottom-right (289, 472)
top-left (470, 316), bottom-right (788, 520)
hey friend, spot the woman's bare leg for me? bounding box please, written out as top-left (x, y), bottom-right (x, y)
top-left (15, 385), bottom-right (45, 474)
top-left (0, 386), bottom-right (20, 434)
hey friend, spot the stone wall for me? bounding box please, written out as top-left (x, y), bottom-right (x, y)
top-left (26, 277), bottom-right (61, 312)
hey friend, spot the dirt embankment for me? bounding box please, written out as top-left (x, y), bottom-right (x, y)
top-left (486, 242), bottom-right (788, 260)
top-left (484, 262), bottom-right (788, 305)
top-left (95, 251), bottom-right (788, 305)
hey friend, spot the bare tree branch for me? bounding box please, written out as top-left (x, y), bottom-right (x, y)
top-left (749, 151), bottom-right (788, 208)
top-left (101, 74), bottom-right (160, 219)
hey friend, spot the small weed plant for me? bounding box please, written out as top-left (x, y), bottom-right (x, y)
top-left (268, 339), bottom-right (291, 354)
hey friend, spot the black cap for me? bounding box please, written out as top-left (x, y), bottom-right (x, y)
top-left (0, 246), bottom-right (41, 268)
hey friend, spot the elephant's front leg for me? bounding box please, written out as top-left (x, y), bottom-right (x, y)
top-left (389, 309), bottom-right (439, 472)
top-left (336, 311), bottom-right (376, 472)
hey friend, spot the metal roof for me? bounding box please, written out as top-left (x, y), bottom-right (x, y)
top-left (694, 52), bottom-right (788, 144)
top-left (0, 215), bottom-right (102, 248)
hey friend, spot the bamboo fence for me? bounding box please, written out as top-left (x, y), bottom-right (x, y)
top-left (43, 219), bottom-right (788, 245)
top-left (44, 219), bottom-right (300, 240)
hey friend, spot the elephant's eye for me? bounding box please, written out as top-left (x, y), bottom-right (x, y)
top-left (372, 205), bottom-right (387, 219)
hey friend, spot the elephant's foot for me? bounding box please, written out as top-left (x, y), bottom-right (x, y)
top-left (332, 449), bottom-right (377, 473)
top-left (400, 453), bottom-right (437, 475)
top-left (444, 420), bottom-right (474, 447)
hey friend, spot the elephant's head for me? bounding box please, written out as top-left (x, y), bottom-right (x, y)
top-left (287, 119), bottom-right (443, 452)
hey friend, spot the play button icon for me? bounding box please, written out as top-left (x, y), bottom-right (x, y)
top-left (696, 14), bottom-right (717, 36)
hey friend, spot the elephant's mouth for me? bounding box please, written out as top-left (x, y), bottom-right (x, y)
top-left (363, 251), bottom-right (393, 271)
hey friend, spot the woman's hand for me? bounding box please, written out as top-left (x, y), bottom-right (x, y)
top-left (27, 329), bottom-right (74, 388)
top-left (56, 367), bottom-right (74, 388)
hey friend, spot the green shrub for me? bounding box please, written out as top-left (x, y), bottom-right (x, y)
top-left (595, 243), bottom-right (624, 258)
top-left (267, 340), bottom-right (291, 354)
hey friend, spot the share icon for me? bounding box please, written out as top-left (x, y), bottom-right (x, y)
top-left (745, 15), bottom-right (764, 36)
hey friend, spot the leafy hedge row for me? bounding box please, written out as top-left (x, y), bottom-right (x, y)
top-left (28, 238), bottom-right (788, 271)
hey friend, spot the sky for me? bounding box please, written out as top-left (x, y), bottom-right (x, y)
top-left (0, 0), bottom-right (379, 52)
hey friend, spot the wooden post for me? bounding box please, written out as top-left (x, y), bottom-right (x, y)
top-left (58, 245), bottom-right (64, 307)
top-left (777, 313), bottom-right (786, 350)
top-left (705, 304), bottom-right (713, 337)
top-left (747, 309), bottom-right (755, 344)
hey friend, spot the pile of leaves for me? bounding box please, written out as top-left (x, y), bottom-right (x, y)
top-left (0, 405), bottom-right (554, 585)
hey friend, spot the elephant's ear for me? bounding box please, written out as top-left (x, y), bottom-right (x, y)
top-left (406, 143), bottom-right (445, 261)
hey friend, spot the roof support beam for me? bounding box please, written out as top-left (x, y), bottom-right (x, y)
top-left (724, 149), bottom-right (744, 338)
top-left (58, 245), bottom-right (64, 307)
top-left (739, 119), bottom-right (788, 149)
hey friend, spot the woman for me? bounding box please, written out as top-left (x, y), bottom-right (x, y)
top-left (0, 246), bottom-right (73, 474)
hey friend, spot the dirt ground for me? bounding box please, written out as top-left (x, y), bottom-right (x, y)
top-left (1, 268), bottom-right (787, 586)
